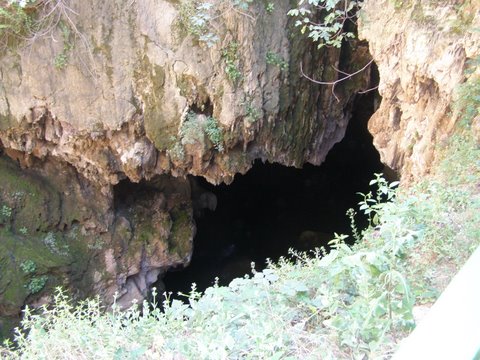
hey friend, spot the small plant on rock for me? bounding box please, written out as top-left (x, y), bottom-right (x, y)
top-left (20, 260), bottom-right (37, 275)
top-left (205, 116), bottom-right (224, 151)
top-left (53, 21), bottom-right (73, 69)
top-left (25, 275), bottom-right (48, 294)
top-left (1, 204), bottom-right (12, 218)
top-left (266, 51), bottom-right (288, 71)
top-left (222, 41), bottom-right (242, 84)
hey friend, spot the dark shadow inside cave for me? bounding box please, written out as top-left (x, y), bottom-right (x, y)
top-left (161, 90), bottom-right (392, 299)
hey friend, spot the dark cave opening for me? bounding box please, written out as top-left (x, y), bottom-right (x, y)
top-left (162, 91), bottom-right (389, 298)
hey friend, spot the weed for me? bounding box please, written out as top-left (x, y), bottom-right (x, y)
top-left (43, 232), bottom-right (69, 256)
top-left (356, 173), bottom-right (399, 227)
top-left (178, 112), bottom-right (224, 151)
top-left (25, 276), bottom-right (48, 294)
top-left (205, 116), bottom-right (224, 151)
top-left (1, 204), bottom-right (12, 218)
top-left (179, 111), bottom-right (204, 146)
top-left (20, 260), bottom-right (36, 275)
top-left (1, 1), bottom-right (95, 77)
top-left (54, 21), bottom-right (73, 69)
top-left (265, 51), bottom-right (288, 71)
top-left (265, 2), bottom-right (274, 13)
top-left (244, 99), bottom-right (260, 124)
top-left (222, 41), bottom-right (242, 84)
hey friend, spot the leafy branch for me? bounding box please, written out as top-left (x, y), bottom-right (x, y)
top-left (178, 0), bottom-right (255, 48)
top-left (288, 0), bottom-right (361, 49)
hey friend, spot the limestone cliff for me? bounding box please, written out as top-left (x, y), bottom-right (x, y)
top-left (0, 0), bottom-right (372, 327)
top-left (359, 0), bottom-right (480, 180)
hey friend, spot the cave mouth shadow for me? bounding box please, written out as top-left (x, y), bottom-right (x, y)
top-left (161, 91), bottom-right (391, 299)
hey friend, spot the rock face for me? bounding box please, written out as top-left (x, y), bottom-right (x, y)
top-left (0, 1), bottom-right (371, 187)
top-left (0, 154), bottom-right (194, 338)
top-left (359, 0), bottom-right (480, 180)
top-left (0, 0), bottom-right (372, 327)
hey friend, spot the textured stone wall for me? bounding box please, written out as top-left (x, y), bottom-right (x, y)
top-left (359, 0), bottom-right (480, 180)
top-left (0, 0), bottom-right (372, 324)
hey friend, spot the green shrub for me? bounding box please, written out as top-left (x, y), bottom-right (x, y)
top-left (179, 112), bottom-right (224, 152)
top-left (205, 116), bottom-right (224, 151)
top-left (19, 260), bottom-right (36, 275)
top-left (25, 275), bottom-right (48, 294)
top-left (177, 0), bottom-right (219, 47)
top-left (179, 111), bottom-right (204, 146)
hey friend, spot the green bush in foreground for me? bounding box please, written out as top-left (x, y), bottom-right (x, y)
top-left (2, 127), bottom-right (479, 359)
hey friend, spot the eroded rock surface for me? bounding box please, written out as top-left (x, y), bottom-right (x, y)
top-left (0, 154), bottom-right (193, 337)
top-left (0, 0), bottom-right (373, 327)
top-left (359, 0), bottom-right (480, 179)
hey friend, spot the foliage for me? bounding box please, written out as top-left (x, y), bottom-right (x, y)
top-left (454, 66), bottom-right (480, 127)
top-left (179, 112), bottom-right (224, 152)
top-left (1, 204), bottom-right (12, 220)
top-left (265, 51), bottom-right (288, 71)
top-left (244, 99), bottom-right (260, 124)
top-left (53, 21), bottom-right (73, 69)
top-left (357, 173), bottom-right (399, 227)
top-left (205, 116), bottom-right (224, 151)
top-left (177, 0), bottom-right (254, 48)
top-left (0, 0), bottom-right (35, 48)
top-left (43, 232), bottom-right (69, 256)
top-left (179, 111), bottom-right (205, 146)
top-left (25, 275), bottom-right (48, 295)
top-left (222, 41), bottom-right (242, 84)
top-left (19, 260), bottom-right (36, 275)
top-left (178, 0), bottom-right (219, 47)
top-left (1, 0), bottom-right (93, 75)
top-left (288, 0), bottom-right (361, 48)
top-left (264, 2), bottom-right (274, 13)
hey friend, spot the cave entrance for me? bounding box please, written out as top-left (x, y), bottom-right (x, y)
top-left (162, 91), bottom-right (387, 298)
